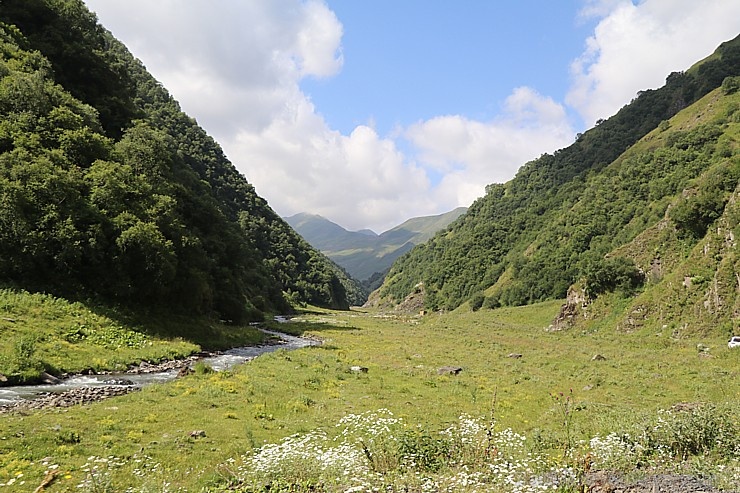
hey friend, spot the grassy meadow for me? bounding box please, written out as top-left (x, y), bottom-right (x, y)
top-left (0, 298), bottom-right (738, 492)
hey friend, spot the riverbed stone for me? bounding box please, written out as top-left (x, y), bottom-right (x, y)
top-left (40, 372), bottom-right (61, 384)
top-left (585, 470), bottom-right (729, 493)
top-left (0, 386), bottom-right (140, 414)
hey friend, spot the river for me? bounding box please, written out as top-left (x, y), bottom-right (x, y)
top-left (0, 327), bottom-right (318, 407)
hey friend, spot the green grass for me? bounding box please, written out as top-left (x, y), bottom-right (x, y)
top-left (0, 302), bottom-right (737, 491)
top-left (0, 288), bottom-right (266, 383)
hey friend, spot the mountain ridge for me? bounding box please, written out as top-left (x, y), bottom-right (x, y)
top-left (285, 207), bottom-right (467, 283)
top-left (375, 35), bottom-right (739, 338)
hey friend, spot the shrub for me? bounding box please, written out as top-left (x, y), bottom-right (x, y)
top-left (397, 428), bottom-right (450, 472)
top-left (469, 292), bottom-right (485, 312)
top-left (721, 75), bottom-right (740, 95)
top-left (582, 256), bottom-right (644, 299)
top-left (193, 361), bottom-right (214, 375)
top-left (483, 295), bottom-right (501, 310)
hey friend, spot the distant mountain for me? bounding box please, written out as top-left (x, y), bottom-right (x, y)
top-left (374, 34), bottom-right (740, 337)
top-left (286, 208), bottom-right (467, 282)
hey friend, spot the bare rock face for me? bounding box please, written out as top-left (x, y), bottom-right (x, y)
top-left (394, 283), bottom-right (426, 314)
top-left (549, 284), bottom-right (589, 331)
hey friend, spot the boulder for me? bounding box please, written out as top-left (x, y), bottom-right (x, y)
top-left (507, 353), bottom-right (523, 359)
top-left (349, 366), bottom-right (369, 373)
top-left (40, 372), bottom-right (61, 384)
top-left (591, 354), bottom-right (606, 361)
top-left (437, 366), bottom-right (463, 375)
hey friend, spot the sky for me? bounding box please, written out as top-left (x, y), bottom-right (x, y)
top-left (82, 0), bottom-right (740, 233)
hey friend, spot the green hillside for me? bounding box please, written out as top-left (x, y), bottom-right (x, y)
top-left (0, 0), bottom-right (353, 322)
top-left (377, 35), bottom-right (740, 337)
top-left (286, 207), bottom-right (467, 283)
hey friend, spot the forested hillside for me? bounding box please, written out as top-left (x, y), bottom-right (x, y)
top-left (0, 0), bottom-right (355, 322)
top-left (378, 35), bottom-right (739, 336)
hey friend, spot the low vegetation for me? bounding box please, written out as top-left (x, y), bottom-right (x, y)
top-left (0, 3), bottom-right (737, 492)
top-left (0, 303), bottom-right (737, 492)
top-left (0, 287), bottom-right (265, 384)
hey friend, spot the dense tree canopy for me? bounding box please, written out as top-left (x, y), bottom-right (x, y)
top-left (381, 35), bottom-right (740, 312)
top-left (0, 0), bottom-right (355, 322)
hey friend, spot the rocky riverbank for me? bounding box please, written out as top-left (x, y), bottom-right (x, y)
top-left (0, 330), bottom-right (310, 414)
top-left (0, 385), bottom-right (140, 414)
top-left (585, 471), bottom-right (737, 493)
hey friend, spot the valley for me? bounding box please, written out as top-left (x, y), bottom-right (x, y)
top-left (0, 303), bottom-right (737, 491)
top-left (0, 1), bottom-right (738, 492)
top-left (286, 207), bottom-right (467, 290)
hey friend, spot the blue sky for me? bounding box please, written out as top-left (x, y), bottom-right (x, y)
top-left (83, 0), bottom-right (740, 233)
top-left (303, 1), bottom-right (596, 135)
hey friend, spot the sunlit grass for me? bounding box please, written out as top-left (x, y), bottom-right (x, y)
top-left (0, 302), bottom-right (737, 491)
top-left (0, 287), bottom-right (266, 383)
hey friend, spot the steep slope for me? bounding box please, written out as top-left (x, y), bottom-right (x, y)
top-left (546, 86), bottom-right (739, 336)
top-left (286, 207), bottom-right (467, 282)
top-left (377, 35), bottom-right (740, 330)
top-left (382, 207), bottom-right (468, 245)
top-left (0, 0), bottom-right (351, 320)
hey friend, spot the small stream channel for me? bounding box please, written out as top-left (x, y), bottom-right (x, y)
top-left (0, 326), bottom-right (318, 407)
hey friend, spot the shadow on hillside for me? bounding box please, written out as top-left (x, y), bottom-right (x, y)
top-left (265, 318), bottom-right (361, 337)
top-left (87, 302), bottom-right (271, 351)
top-left (0, 283), bottom-right (362, 353)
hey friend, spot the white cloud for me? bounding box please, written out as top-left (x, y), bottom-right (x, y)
top-left (83, 0), bottom-right (739, 233)
top-left (295, 1), bottom-right (344, 77)
top-left (405, 87), bottom-right (574, 207)
top-left (86, 0), bottom-right (342, 136)
top-left (578, 0), bottom-right (625, 20)
top-left (90, 0), bottom-right (569, 232)
top-left (226, 94), bottom-right (435, 232)
top-left (226, 85), bottom-right (574, 232)
top-left (568, 0), bottom-right (740, 126)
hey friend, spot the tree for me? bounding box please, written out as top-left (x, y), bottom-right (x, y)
top-left (582, 256), bottom-right (644, 299)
